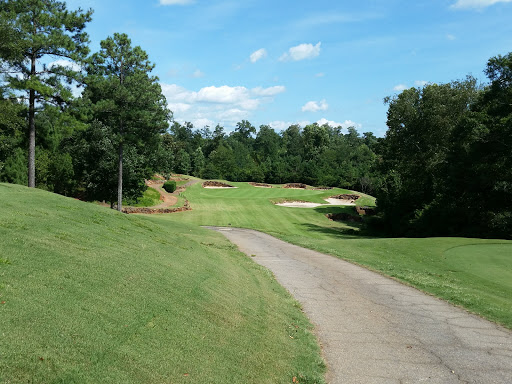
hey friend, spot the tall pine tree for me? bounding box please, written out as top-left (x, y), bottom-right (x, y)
top-left (84, 33), bottom-right (170, 211)
top-left (0, 0), bottom-right (92, 187)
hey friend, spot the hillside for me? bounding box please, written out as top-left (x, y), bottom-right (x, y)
top-left (0, 183), bottom-right (325, 383)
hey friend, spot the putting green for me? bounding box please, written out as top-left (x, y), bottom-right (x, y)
top-left (444, 244), bottom-right (512, 293)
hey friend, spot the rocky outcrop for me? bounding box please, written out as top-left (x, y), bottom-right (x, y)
top-left (283, 183), bottom-right (307, 189)
top-left (330, 194), bottom-right (360, 201)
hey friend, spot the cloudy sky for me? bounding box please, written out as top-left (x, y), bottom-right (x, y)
top-left (64, 0), bottom-right (512, 136)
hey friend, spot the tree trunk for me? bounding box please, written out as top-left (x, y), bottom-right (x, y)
top-left (28, 55), bottom-right (36, 188)
top-left (117, 61), bottom-right (125, 212)
top-left (117, 138), bottom-right (123, 212)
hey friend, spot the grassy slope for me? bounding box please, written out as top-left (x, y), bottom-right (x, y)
top-left (0, 183), bottom-right (325, 384)
top-left (161, 181), bottom-right (512, 328)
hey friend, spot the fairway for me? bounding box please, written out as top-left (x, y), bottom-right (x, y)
top-left (0, 183), bottom-right (325, 383)
top-left (158, 180), bottom-right (512, 329)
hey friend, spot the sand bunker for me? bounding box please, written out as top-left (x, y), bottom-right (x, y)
top-left (275, 201), bottom-right (323, 208)
top-left (202, 181), bottom-right (236, 189)
top-left (275, 194), bottom-right (361, 208)
top-left (324, 198), bottom-right (356, 206)
top-left (249, 182), bottom-right (273, 188)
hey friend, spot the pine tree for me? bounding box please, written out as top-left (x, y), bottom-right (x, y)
top-left (84, 33), bottom-right (170, 211)
top-left (0, 0), bottom-right (92, 187)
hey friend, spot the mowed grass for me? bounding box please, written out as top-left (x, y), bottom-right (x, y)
top-left (161, 181), bottom-right (512, 329)
top-left (176, 182), bottom-right (365, 237)
top-left (0, 183), bottom-right (325, 384)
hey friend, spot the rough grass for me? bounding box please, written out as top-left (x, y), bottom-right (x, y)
top-left (130, 187), bottom-right (161, 207)
top-left (165, 181), bottom-right (512, 329)
top-left (0, 183), bottom-right (325, 384)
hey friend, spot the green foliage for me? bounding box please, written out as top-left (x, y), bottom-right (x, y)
top-left (1, 147), bottom-right (27, 185)
top-left (128, 187), bottom-right (161, 207)
top-left (375, 53), bottom-right (512, 239)
top-left (83, 33), bottom-right (170, 209)
top-left (0, 0), bottom-right (92, 187)
top-left (163, 180), bottom-right (176, 193)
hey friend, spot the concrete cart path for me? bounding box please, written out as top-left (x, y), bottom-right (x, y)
top-left (207, 227), bottom-right (512, 384)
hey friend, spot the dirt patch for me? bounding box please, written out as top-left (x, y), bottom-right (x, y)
top-left (356, 206), bottom-right (376, 216)
top-left (283, 183), bottom-right (307, 189)
top-left (146, 179), bottom-right (164, 186)
top-left (203, 181), bottom-right (236, 188)
top-left (326, 212), bottom-right (363, 223)
top-left (312, 186), bottom-right (333, 190)
top-left (123, 204), bottom-right (191, 215)
top-left (249, 182), bottom-right (273, 188)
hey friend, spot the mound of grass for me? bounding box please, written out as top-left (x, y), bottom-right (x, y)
top-left (0, 183), bottom-right (325, 383)
top-left (130, 187), bottom-right (161, 207)
top-left (163, 180), bottom-right (512, 329)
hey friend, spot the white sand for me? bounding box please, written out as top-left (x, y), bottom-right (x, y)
top-left (203, 186), bottom-right (237, 189)
top-left (324, 198), bottom-right (357, 206)
top-left (275, 201), bottom-right (322, 208)
top-left (275, 198), bottom-right (358, 208)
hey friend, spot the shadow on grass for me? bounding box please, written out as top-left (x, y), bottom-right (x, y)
top-left (306, 206), bottom-right (388, 240)
top-left (298, 223), bottom-right (384, 240)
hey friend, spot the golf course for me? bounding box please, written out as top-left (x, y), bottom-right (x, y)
top-left (1, 179), bottom-right (511, 383)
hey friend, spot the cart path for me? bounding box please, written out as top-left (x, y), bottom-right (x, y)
top-left (206, 227), bottom-right (512, 384)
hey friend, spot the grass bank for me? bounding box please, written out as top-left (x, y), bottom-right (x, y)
top-left (0, 183), bottom-right (325, 383)
top-left (163, 181), bottom-right (512, 329)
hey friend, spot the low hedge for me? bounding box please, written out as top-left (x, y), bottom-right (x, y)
top-left (163, 180), bottom-right (177, 193)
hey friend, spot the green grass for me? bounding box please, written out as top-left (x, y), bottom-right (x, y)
top-left (129, 187), bottom-right (162, 207)
top-left (163, 181), bottom-right (512, 329)
top-left (0, 183), bottom-right (325, 383)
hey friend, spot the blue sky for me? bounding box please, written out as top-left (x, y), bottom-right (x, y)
top-left (64, 0), bottom-right (512, 136)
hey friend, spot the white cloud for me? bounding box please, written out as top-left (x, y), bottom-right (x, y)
top-left (252, 85), bottom-right (286, 96)
top-left (451, 0), bottom-right (511, 8)
top-left (192, 69), bottom-right (205, 78)
top-left (48, 59), bottom-right (82, 72)
top-left (315, 72), bottom-right (325, 78)
top-left (269, 120), bottom-right (311, 131)
top-left (279, 42), bottom-right (322, 62)
top-left (197, 85), bottom-right (250, 104)
top-left (317, 118), bottom-right (361, 129)
top-left (414, 80), bottom-right (428, 87)
top-left (393, 84), bottom-right (408, 92)
top-left (302, 100), bottom-right (329, 112)
top-left (250, 48), bottom-right (267, 63)
top-left (268, 119), bottom-right (360, 131)
top-left (159, 0), bottom-right (194, 5)
top-left (161, 83), bottom-right (286, 129)
top-left (446, 34), bottom-right (456, 40)
top-left (192, 118), bottom-right (215, 129)
top-left (168, 103), bottom-right (192, 114)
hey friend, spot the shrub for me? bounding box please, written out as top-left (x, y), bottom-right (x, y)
top-left (163, 180), bottom-right (177, 193)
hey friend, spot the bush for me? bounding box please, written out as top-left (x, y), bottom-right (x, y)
top-left (163, 180), bottom-right (176, 193)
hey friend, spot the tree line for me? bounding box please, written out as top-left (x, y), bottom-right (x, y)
top-left (1, 1), bottom-right (510, 238)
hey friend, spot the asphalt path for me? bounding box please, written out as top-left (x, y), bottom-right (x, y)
top-left (207, 227), bottom-right (512, 384)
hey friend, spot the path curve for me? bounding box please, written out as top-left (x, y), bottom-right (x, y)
top-left (207, 227), bottom-right (512, 384)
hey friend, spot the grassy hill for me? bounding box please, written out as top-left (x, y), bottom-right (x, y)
top-left (0, 183), bottom-right (325, 383)
top-left (159, 181), bottom-right (512, 329)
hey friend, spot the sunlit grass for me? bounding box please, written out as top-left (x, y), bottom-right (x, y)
top-left (162, 180), bottom-right (512, 329)
top-left (0, 183), bottom-right (325, 383)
